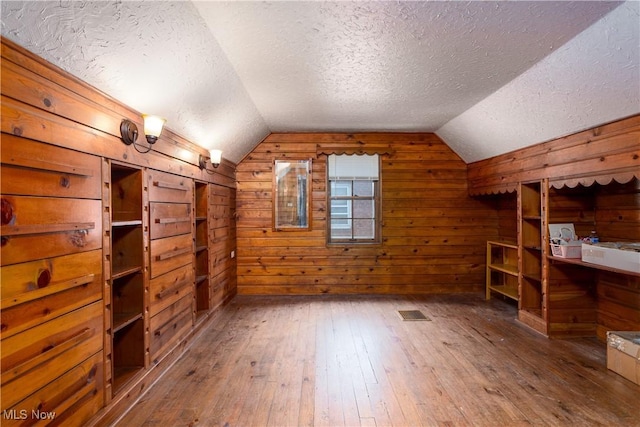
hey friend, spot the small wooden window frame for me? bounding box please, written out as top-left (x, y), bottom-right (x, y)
top-left (326, 154), bottom-right (382, 245)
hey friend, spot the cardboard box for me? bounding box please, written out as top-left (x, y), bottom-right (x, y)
top-left (581, 243), bottom-right (640, 273)
top-left (607, 331), bottom-right (640, 385)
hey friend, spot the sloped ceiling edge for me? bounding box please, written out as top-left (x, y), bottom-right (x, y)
top-left (436, 1), bottom-right (640, 164)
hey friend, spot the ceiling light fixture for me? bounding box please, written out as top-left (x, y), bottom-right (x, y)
top-left (198, 149), bottom-right (223, 174)
top-left (120, 115), bottom-right (166, 153)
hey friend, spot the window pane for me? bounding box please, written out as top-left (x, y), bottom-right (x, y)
top-left (331, 181), bottom-right (351, 196)
top-left (353, 219), bottom-right (375, 239)
top-left (331, 199), bottom-right (349, 213)
top-left (353, 199), bottom-right (374, 219)
top-left (330, 220), bottom-right (353, 238)
top-left (353, 181), bottom-right (374, 197)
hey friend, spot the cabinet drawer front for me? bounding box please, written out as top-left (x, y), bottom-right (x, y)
top-left (149, 264), bottom-right (194, 317)
top-left (1, 196), bottom-right (101, 266)
top-left (211, 278), bottom-right (227, 308)
top-left (0, 249), bottom-right (102, 339)
top-left (3, 351), bottom-right (104, 427)
top-left (1, 135), bottom-right (101, 199)
top-left (148, 170), bottom-right (193, 203)
top-left (150, 202), bottom-right (192, 240)
top-left (150, 233), bottom-right (193, 279)
top-left (150, 295), bottom-right (193, 362)
top-left (1, 301), bottom-right (103, 409)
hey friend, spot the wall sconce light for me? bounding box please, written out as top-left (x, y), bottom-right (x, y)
top-left (198, 149), bottom-right (223, 174)
top-left (120, 115), bottom-right (166, 153)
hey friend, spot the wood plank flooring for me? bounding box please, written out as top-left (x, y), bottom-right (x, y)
top-left (114, 294), bottom-right (640, 426)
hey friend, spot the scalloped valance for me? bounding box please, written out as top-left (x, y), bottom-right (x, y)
top-left (469, 167), bottom-right (639, 196)
top-left (549, 167), bottom-right (640, 190)
top-left (468, 184), bottom-right (518, 196)
top-left (315, 143), bottom-right (394, 157)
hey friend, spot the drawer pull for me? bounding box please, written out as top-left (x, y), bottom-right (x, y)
top-left (3, 328), bottom-right (92, 384)
top-left (152, 180), bottom-right (188, 191)
top-left (155, 216), bottom-right (191, 225)
top-left (156, 277), bottom-right (192, 300)
top-left (1, 273), bottom-right (95, 310)
top-left (155, 247), bottom-right (191, 261)
top-left (5, 156), bottom-right (94, 177)
top-left (1, 222), bottom-right (95, 237)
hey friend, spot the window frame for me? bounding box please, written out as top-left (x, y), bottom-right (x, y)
top-left (326, 155), bottom-right (381, 245)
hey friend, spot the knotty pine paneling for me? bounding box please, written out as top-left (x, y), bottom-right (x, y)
top-left (497, 193), bottom-right (517, 242)
top-left (467, 115), bottom-right (640, 196)
top-left (236, 133), bottom-right (499, 295)
top-left (1, 37), bottom-right (238, 425)
top-left (209, 184), bottom-right (237, 308)
top-left (594, 179), bottom-right (640, 338)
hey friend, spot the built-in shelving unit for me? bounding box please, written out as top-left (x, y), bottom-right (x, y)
top-left (195, 181), bottom-right (210, 319)
top-left (486, 241), bottom-right (519, 301)
top-left (544, 180), bottom-right (640, 338)
top-left (518, 180), bottom-right (547, 334)
top-left (110, 163), bottom-right (146, 393)
top-left (505, 178), bottom-right (640, 339)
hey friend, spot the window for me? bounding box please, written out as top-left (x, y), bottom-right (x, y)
top-left (328, 154), bottom-right (380, 243)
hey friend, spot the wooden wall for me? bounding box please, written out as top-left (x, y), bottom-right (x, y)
top-left (1, 37), bottom-right (237, 424)
top-left (467, 115), bottom-right (640, 196)
top-left (236, 133), bottom-right (500, 295)
top-left (483, 193), bottom-right (518, 244)
top-left (594, 180), bottom-right (640, 337)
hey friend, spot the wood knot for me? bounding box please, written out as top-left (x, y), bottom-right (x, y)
top-left (43, 98), bottom-right (52, 107)
top-left (1, 198), bottom-right (15, 225)
top-left (37, 269), bottom-right (52, 288)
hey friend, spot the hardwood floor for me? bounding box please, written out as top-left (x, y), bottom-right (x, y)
top-left (114, 294), bottom-right (640, 426)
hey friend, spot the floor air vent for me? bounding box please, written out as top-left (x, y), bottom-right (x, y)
top-left (398, 310), bottom-right (431, 321)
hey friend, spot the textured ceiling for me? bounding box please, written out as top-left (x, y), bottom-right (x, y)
top-left (0, 1), bottom-right (269, 163)
top-left (1, 1), bottom-right (638, 164)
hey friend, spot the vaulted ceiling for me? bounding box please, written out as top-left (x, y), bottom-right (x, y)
top-left (1, 1), bottom-right (638, 164)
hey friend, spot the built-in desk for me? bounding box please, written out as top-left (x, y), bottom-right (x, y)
top-left (548, 256), bottom-right (640, 278)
